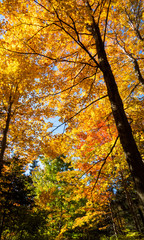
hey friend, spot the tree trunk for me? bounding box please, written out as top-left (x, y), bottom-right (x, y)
top-left (109, 201), bottom-right (118, 239)
top-left (0, 209), bottom-right (6, 240)
top-left (138, 207), bottom-right (144, 226)
top-left (120, 171), bottom-right (142, 232)
top-left (86, 4), bottom-right (144, 205)
top-left (0, 99), bottom-right (12, 176)
top-left (113, 204), bottom-right (124, 234)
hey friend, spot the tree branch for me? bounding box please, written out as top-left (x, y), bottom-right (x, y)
top-left (91, 135), bottom-right (119, 193)
top-left (48, 95), bottom-right (108, 135)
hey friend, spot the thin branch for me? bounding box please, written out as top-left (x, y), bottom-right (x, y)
top-left (124, 83), bottom-right (140, 101)
top-left (54, 9), bottom-right (100, 67)
top-left (5, 22), bottom-right (47, 32)
top-left (26, 25), bottom-right (48, 42)
top-left (68, 15), bottom-right (81, 43)
top-left (78, 112), bottom-right (115, 180)
top-left (97, 0), bottom-right (106, 25)
top-left (115, 35), bottom-right (144, 86)
top-left (124, 6), bottom-right (143, 41)
top-left (91, 135), bottom-right (119, 193)
top-left (82, 67), bottom-right (98, 104)
top-left (93, 1), bottom-right (101, 15)
top-left (34, 0), bottom-right (54, 14)
top-left (79, 159), bottom-right (105, 180)
top-left (1, 45), bottom-right (95, 67)
top-left (44, 73), bottom-right (95, 98)
top-left (62, 124), bottom-right (66, 136)
top-left (103, 0), bottom-right (111, 44)
top-left (54, 9), bottom-right (75, 31)
top-left (48, 95), bottom-right (108, 135)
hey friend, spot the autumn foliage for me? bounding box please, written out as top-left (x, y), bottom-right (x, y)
top-left (0, 0), bottom-right (144, 239)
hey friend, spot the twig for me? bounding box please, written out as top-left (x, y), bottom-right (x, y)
top-left (91, 135), bottom-right (119, 193)
top-left (48, 95), bottom-right (108, 134)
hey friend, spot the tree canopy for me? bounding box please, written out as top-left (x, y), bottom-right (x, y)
top-left (0, 0), bottom-right (144, 239)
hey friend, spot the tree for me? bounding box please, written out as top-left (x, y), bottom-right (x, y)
top-left (0, 156), bottom-right (48, 240)
top-left (0, 46), bottom-right (54, 175)
top-left (31, 156), bottom-right (85, 239)
top-left (31, 154), bottom-right (144, 239)
top-left (32, 156), bottom-right (111, 239)
top-left (0, 156), bottom-right (32, 239)
top-left (1, 0), bottom-right (144, 205)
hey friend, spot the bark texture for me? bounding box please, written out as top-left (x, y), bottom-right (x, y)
top-left (86, 11), bottom-right (144, 205)
top-left (0, 100), bottom-right (12, 175)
